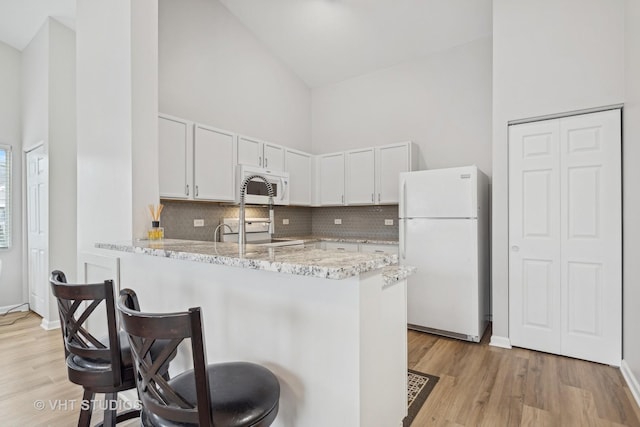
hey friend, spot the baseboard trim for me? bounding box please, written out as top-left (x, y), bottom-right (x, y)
top-left (40, 318), bottom-right (60, 330)
top-left (0, 304), bottom-right (30, 314)
top-left (489, 335), bottom-right (512, 349)
top-left (621, 360), bottom-right (640, 409)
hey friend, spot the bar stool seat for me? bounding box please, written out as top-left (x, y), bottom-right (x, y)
top-left (144, 362), bottom-right (279, 427)
top-left (117, 288), bottom-right (281, 427)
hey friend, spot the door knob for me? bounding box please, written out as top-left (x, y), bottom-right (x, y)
top-left (511, 245), bottom-right (520, 252)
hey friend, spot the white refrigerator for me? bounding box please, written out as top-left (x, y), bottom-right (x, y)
top-left (399, 166), bottom-right (489, 342)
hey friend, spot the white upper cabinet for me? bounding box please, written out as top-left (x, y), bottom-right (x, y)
top-left (238, 135), bottom-right (284, 170)
top-left (346, 148), bottom-right (376, 204)
top-left (194, 124), bottom-right (237, 201)
top-left (317, 152), bottom-right (345, 206)
top-left (376, 142), bottom-right (418, 204)
top-left (263, 143), bottom-right (285, 170)
top-left (159, 115), bottom-right (192, 199)
top-left (317, 142), bottom-right (418, 206)
top-left (284, 148), bottom-right (313, 206)
top-left (159, 114), bottom-right (237, 202)
top-left (160, 113), bottom-right (418, 207)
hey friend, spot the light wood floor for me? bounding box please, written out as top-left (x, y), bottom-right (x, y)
top-left (408, 328), bottom-right (640, 426)
top-left (2, 312), bottom-right (639, 426)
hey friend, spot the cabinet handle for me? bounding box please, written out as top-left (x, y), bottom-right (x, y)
top-left (259, 156), bottom-right (262, 167)
top-left (378, 193), bottom-right (380, 202)
top-left (341, 194), bottom-right (344, 204)
top-left (186, 184), bottom-right (189, 196)
top-left (265, 158), bottom-right (268, 167)
top-left (371, 193), bottom-right (374, 202)
top-left (195, 185), bottom-right (199, 197)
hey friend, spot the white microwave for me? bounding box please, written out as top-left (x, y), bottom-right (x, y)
top-left (236, 165), bottom-right (290, 205)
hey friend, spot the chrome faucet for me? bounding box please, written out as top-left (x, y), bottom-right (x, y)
top-left (213, 223), bottom-right (233, 242)
top-left (238, 175), bottom-right (274, 254)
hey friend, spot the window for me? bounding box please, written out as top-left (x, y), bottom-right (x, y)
top-left (0, 145), bottom-right (11, 249)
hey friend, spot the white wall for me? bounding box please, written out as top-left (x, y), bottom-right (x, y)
top-left (312, 37), bottom-right (492, 175)
top-left (21, 21), bottom-right (48, 314)
top-left (48, 19), bottom-right (76, 281)
top-left (131, 0), bottom-right (160, 244)
top-left (159, 0), bottom-right (311, 152)
top-left (492, 0), bottom-right (625, 341)
top-left (623, 0), bottom-right (640, 397)
top-left (0, 41), bottom-right (22, 309)
top-left (21, 22), bottom-right (48, 150)
top-left (76, 0), bottom-right (158, 255)
top-left (20, 18), bottom-right (77, 323)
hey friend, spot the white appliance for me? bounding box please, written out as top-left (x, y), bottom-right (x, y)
top-left (221, 218), bottom-right (304, 247)
top-left (236, 165), bottom-right (289, 205)
top-left (399, 166), bottom-right (489, 342)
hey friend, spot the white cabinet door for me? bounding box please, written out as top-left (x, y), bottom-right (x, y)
top-left (509, 109), bottom-right (621, 366)
top-left (376, 143), bottom-right (412, 204)
top-left (159, 115), bottom-right (192, 199)
top-left (238, 136), bottom-right (284, 170)
top-left (194, 124), bottom-right (236, 201)
top-left (346, 148), bottom-right (375, 205)
top-left (237, 135), bottom-right (262, 167)
top-left (263, 143), bottom-right (284, 170)
top-left (318, 152), bottom-right (345, 205)
top-left (284, 148), bottom-right (312, 205)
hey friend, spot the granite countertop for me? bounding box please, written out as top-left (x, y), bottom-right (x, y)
top-left (278, 236), bottom-right (399, 245)
top-left (96, 239), bottom-right (411, 282)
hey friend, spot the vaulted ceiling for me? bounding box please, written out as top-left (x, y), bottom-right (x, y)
top-left (0, 0), bottom-right (492, 88)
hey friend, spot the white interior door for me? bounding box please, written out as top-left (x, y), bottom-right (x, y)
top-left (509, 119), bottom-right (562, 354)
top-left (26, 146), bottom-right (48, 318)
top-left (509, 109), bottom-right (621, 365)
top-left (559, 110), bottom-right (621, 365)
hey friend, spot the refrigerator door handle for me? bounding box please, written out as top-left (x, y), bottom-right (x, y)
top-left (400, 219), bottom-right (406, 260)
top-left (400, 179), bottom-right (407, 218)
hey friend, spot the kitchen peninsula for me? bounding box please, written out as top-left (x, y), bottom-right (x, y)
top-left (96, 239), bottom-right (414, 427)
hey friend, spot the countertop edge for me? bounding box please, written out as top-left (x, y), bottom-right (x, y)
top-left (96, 241), bottom-right (398, 280)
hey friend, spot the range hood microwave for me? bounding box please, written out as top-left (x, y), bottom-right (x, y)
top-left (236, 165), bottom-right (290, 205)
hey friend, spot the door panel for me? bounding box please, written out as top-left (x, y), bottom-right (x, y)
top-left (509, 109), bottom-right (621, 366)
top-left (27, 147), bottom-right (48, 318)
top-left (567, 166), bottom-right (600, 238)
top-left (566, 261), bottom-right (601, 336)
top-left (559, 109), bottom-right (621, 365)
top-left (509, 119), bottom-right (561, 353)
top-left (522, 259), bottom-right (553, 329)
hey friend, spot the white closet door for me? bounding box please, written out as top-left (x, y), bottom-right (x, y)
top-left (559, 110), bottom-right (621, 365)
top-left (509, 119), bottom-right (562, 354)
top-left (509, 109), bottom-right (621, 366)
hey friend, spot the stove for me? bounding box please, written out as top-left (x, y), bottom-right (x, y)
top-left (221, 218), bottom-right (304, 247)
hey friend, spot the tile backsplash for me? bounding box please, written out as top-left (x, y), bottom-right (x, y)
top-left (160, 200), bottom-right (399, 241)
top-left (312, 205), bottom-right (399, 240)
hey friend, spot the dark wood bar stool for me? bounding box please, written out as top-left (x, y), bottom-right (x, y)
top-left (49, 270), bottom-right (140, 426)
top-left (117, 288), bottom-right (281, 426)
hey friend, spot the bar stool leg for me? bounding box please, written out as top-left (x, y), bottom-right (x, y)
top-left (78, 389), bottom-right (94, 427)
